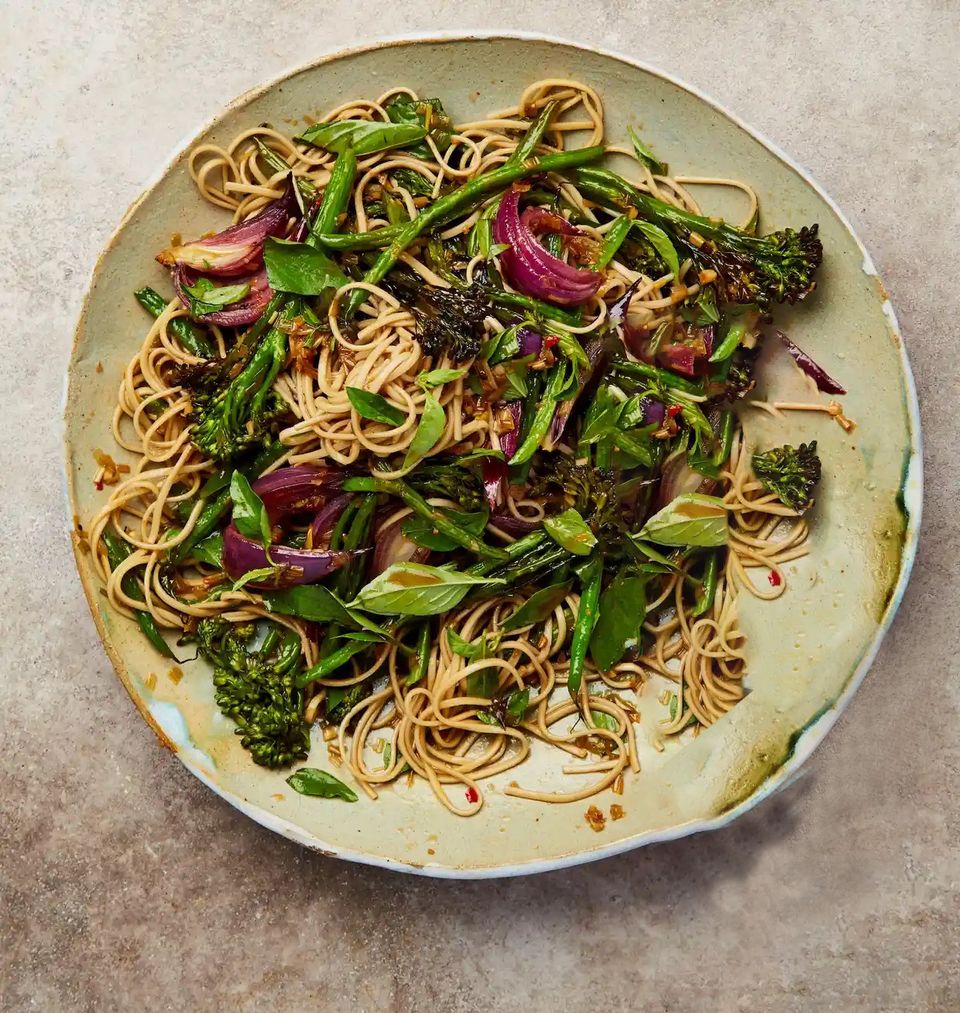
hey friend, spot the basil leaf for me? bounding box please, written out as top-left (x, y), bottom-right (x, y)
top-left (349, 563), bottom-right (504, 617)
top-left (627, 126), bottom-right (668, 176)
top-left (402, 508), bottom-right (488, 552)
top-left (403, 393), bottom-right (445, 468)
top-left (286, 767), bottom-right (358, 802)
top-left (191, 531), bottom-right (223, 567)
top-left (298, 119), bottom-right (426, 155)
top-left (466, 668), bottom-right (499, 699)
top-left (476, 710), bottom-right (500, 726)
top-left (231, 566), bottom-right (281, 591)
top-left (385, 95), bottom-right (453, 158)
top-left (628, 221), bottom-right (680, 280)
top-left (346, 387), bottom-right (406, 427)
top-left (613, 429), bottom-right (655, 468)
top-left (263, 587), bottom-right (386, 632)
top-left (552, 330), bottom-right (589, 372)
top-left (506, 687), bottom-right (530, 723)
top-left (229, 471), bottom-right (271, 548)
top-left (447, 629), bottom-right (501, 659)
top-left (637, 493), bottom-right (728, 547)
top-left (416, 367), bottom-right (467, 390)
top-left (263, 237), bottom-right (347, 296)
top-left (183, 277), bottom-right (251, 316)
top-left (589, 571), bottom-right (647, 671)
top-left (391, 167), bottom-right (435, 196)
top-left (500, 359), bottom-right (530, 401)
top-left (591, 709), bottom-right (620, 732)
top-left (481, 324), bottom-right (521, 366)
top-left (628, 540), bottom-right (680, 570)
top-left (580, 385), bottom-right (624, 444)
top-left (501, 580), bottom-right (573, 631)
top-left (669, 693), bottom-right (679, 720)
top-left (543, 508), bottom-right (597, 556)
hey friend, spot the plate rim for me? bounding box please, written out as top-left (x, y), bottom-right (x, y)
top-left (63, 30), bottom-right (923, 879)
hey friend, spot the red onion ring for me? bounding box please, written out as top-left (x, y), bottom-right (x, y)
top-left (157, 175), bottom-right (299, 276)
top-left (173, 265), bottom-right (273, 327)
top-left (222, 524), bottom-right (360, 589)
top-left (251, 465), bottom-right (344, 522)
top-left (493, 188), bottom-right (601, 306)
top-left (371, 519), bottom-right (431, 576)
top-left (308, 494), bottom-right (354, 547)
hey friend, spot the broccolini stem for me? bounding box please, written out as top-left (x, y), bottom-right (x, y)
top-left (485, 288), bottom-right (581, 326)
top-left (295, 639), bottom-right (375, 688)
top-left (467, 530), bottom-right (548, 576)
top-left (135, 287), bottom-right (215, 358)
top-left (102, 529), bottom-right (178, 659)
top-left (342, 477), bottom-right (509, 561)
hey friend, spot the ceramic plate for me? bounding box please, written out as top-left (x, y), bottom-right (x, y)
top-left (65, 33), bottom-right (921, 877)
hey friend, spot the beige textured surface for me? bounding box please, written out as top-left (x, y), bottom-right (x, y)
top-left (1, 2), bottom-right (957, 1010)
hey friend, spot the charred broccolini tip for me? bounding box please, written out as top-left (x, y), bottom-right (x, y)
top-left (174, 317), bottom-right (291, 464)
top-left (196, 617), bottom-right (309, 768)
top-left (406, 461), bottom-right (488, 513)
top-left (752, 441), bottom-right (822, 512)
top-left (383, 271), bottom-right (489, 362)
top-left (575, 167), bottom-right (823, 307)
top-left (532, 455), bottom-right (624, 538)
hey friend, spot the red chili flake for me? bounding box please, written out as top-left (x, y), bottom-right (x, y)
top-left (768, 570), bottom-right (782, 587)
top-left (94, 479), bottom-right (104, 491)
top-left (465, 787), bottom-right (479, 804)
top-left (667, 404), bottom-right (683, 418)
top-left (544, 335), bottom-right (559, 349)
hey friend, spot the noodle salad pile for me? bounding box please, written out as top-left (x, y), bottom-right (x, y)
top-left (87, 79), bottom-right (838, 816)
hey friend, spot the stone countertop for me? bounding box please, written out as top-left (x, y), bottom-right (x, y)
top-left (1, 3), bottom-right (957, 1010)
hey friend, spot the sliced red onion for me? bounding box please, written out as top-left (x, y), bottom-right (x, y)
top-left (517, 327), bottom-right (543, 358)
top-left (498, 402), bottom-right (524, 460)
top-left (521, 206), bottom-right (578, 237)
top-left (174, 265), bottom-right (273, 326)
top-left (493, 188), bottom-right (602, 307)
top-left (608, 278), bottom-right (642, 326)
top-left (157, 175), bottom-right (299, 276)
top-left (656, 455), bottom-right (718, 510)
top-left (640, 396), bottom-right (666, 426)
top-left (252, 465), bottom-right (344, 522)
top-left (482, 458), bottom-right (508, 510)
top-left (371, 519), bottom-right (431, 576)
top-left (309, 494), bottom-right (354, 547)
top-left (222, 524), bottom-right (359, 589)
top-left (657, 343), bottom-right (698, 377)
top-left (489, 511), bottom-right (538, 535)
top-left (546, 334), bottom-right (608, 448)
top-left (778, 330), bottom-right (847, 394)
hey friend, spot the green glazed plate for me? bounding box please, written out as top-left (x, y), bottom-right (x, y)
top-left (65, 33), bottom-right (921, 877)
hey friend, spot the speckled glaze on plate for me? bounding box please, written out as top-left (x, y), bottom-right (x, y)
top-left (64, 33), bottom-right (921, 878)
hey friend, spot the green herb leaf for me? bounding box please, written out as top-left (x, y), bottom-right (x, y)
top-left (501, 579), bottom-right (573, 631)
top-left (416, 367), bottom-right (467, 390)
top-left (382, 741), bottom-right (392, 767)
top-left (402, 508), bottom-right (489, 552)
top-left (403, 392), bottom-right (445, 468)
top-left (349, 563), bottom-right (504, 617)
top-left (262, 584), bottom-right (387, 634)
top-left (669, 693), bottom-right (679, 720)
top-left (481, 324), bottom-right (522, 366)
top-left (500, 358), bottom-right (531, 401)
top-left (589, 571), bottom-right (647, 671)
top-left (384, 95), bottom-right (453, 157)
top-left (552, 330), bottom-right (589, 372)
top-left (263, 237), bottom-right (347, 296)
top-left (191, 531), bottom-right (223, 568)
top-left (286, 767), bottom-right (359, 802)
top-left (506, 687), bottom-right (530, 723)
top-left (637, 493), bottom-right (728, 547)
top-left (346, 387), bottom-right (406, 427)
top-left (543, 508), bottom-right (597, 556)
top-left (231, 566), bottom-right (282, 591)
top-left (466, 668), bottom-right (500, 699)
top-left (298, 119), bottom-right (426, 156)
top-left (631, 221), bottom-right (680, 279)
top-left (627, 126), bottom-right (669, 176)
top-left (591, 709), bottom-right (620, 732)
top-left (183, 277), bottom-right (252, 316)
top-left (229, 471), bottom-right (271, 548)
top-left (447, 629), bottom-right (501, 659)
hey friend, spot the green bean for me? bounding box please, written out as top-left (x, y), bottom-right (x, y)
top-left (692, 551), bottom-right (720, 618)
top-left (485, 288), bottom-right (581, 326)
top-left (342, 477), bottom-right (509, 561)
top-left (295, 639), bottom-right (371, 688)
top-left (613, 359), bottom-right (705, 396)
top-left (307, 146), bottom-right (357, 244)
top-left (594, 215), bottom-right (632, 271)
top-left (339, 145), bottom-right (604, 315)
top-left (407, 621), bottom-right (432, 686)
top-left (709, 315), bottom-right (749, 363)
top-left (504, 101), bottom-right (557, 167)
top-left (567, 554), bottom-right (603, 701)
top-left (134, 287), bottom-right (215, 358)
top-left (509, 361), bottom-right (569, 466)
top-left (102, 529), bottom-right (177, 659)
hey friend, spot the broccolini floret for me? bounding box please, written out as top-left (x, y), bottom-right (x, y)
top-left (196, 617), bottom-right (310, 768)
top-left (752, 441), bottom-right (821, 511)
